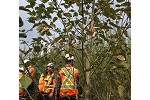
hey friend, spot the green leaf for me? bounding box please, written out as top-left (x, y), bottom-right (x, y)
top-left (75, 20), bottom-right (80, 24)
top-left (109, 22), bottom-right (120, 28)
top-left (116, 4), bottom-right (121, 7)
top-left (43, 47), bottom-right (47, 52)
top-left (19, 76), bottom-right (32, 89)
top-left (27, 0), bottom-right (36, 7)
top-left (27, 0), bottom-right (36, 3)
top-left (19, 29), bottom-right (25, 32)
top-left (121, 2), bottom-right (131, 7)
top-left (116, 0), bottom-right (125, 3)
top-left (25, 5), bottom-right (33, 8)
top-left (34, 46), bottom-right (41, 52)
top-left (49, 1), bottom-right (55, 6)
top-left (28, 10), bottom-right (36, 16)
top-left (57, 10), bottom-right (63, 17)
top-left (28, 17), bottom-right (36, 23)
top-left (53, 17), bottom-right (58, 23)
top-left (66, 25), bottom-right (72, 31)
top-left (32, 23), bottom-right (40, 28)
top-left (46, 31), bottom-right (52, 36)
top-left (19, 33), bottom-right (27, 38)
top-left (32, 37), bottom-right (43, 42)
top-left (21, 41), bottom-right (27, 44)
top-left (69, 9), bottom-right (75, 12)
top-left (124, 31), bottom-right (129, 37)
top-left (73, 12), bottom-right (78, 16)
top-left (78, 22), bottom-right (83, 29)
top-left (51, 36), bottom-right (61, 45)
top-left (110, 8), bottom-right (116, 15)
top-left (118, 85), bottom-right (124, 97)
top-left (19, 6), bottom-right (31, 12)
top-left (19, 17), bottom-right (23, 27)
top-left (50, 23), bottom-right (56, 29)
top-left (40, 0), bottom-right (49, 3)
top-left (64, 13), bottom-right (72, 17)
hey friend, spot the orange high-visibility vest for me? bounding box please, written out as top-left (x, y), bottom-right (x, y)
top-left (19, 73), bottom-right (24, 96)
top-left (38, 73), bottom-right (54, 93)
top-left (59, 66), bottom-right (79, 97)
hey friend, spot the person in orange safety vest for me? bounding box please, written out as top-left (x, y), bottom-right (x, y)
top-left (58, 54), bottom-right (82, 100)
top-left (24, 59), bottom-right (36, 99)
top-left (38, 63), bottom-right (56, 100)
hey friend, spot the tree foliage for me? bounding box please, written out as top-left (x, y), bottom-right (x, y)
top-left (19, 0), bottom-right (131, 99)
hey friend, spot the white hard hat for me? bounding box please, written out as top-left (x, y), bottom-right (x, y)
top-left (24, 59), bottom-right (30, 64)
top-left (65, 54), bottom-right (74, 61)
top-left (47, 63), bottom-right (54, 67)
top-left (19, 66), bottom-right (24, 71)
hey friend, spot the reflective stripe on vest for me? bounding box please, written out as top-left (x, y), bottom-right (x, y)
top-left (44, 74), bottom-right (54, 92)
top-left (44, 85), bottom-right (53, 88)
top-left (61, 67), bottom-right (76, 89)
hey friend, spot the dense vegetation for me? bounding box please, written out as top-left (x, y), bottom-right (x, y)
top-left (19, 0), bottom-right (131, 99)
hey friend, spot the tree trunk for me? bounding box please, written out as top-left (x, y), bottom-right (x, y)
top-left (84, 45), bottom-right (91, 100)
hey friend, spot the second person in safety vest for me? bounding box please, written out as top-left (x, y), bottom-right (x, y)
top-left (38, 63), bottom-right (56, 100)
top-left (23, 59), bottom-right (36, 99)
top-left (58, 54), bottom-right (82, 100)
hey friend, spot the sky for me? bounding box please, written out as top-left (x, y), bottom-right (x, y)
top-left (19, 0), bottom-right (38, 49)
top-left (19, 0), bottom-right (79, 49)
top-left (19, 0), bottom-right (60, 49)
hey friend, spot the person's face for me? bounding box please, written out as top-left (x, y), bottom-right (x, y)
top-left (47, 66), bottom-right (52, 71)
top-left (69, 60), bottom-right (73, 66)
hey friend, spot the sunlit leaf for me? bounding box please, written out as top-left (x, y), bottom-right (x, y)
top-left (50, 23), bottom-right (56, 29)
top-left (117, 55), bottom-right (125, 61)
top-left (49, 1), bottom-right (55, 6)
top-left (41, 27), bottom-right (49, 33)
top-left (19, 76), bottom-right (32, 89)
top-left (118, 85), bottom-right (124, 97)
